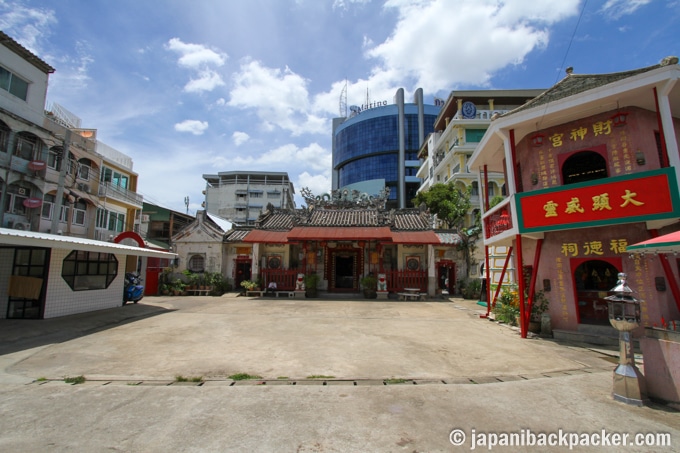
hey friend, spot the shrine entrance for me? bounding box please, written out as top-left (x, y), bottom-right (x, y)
top-left (571, 258), bottom-right (620, 326)
top-left (328, 247), bottom-right (363, 292)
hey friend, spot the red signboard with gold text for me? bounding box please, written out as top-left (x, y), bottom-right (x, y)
top-left (517, 168), bottom-right (680, 233)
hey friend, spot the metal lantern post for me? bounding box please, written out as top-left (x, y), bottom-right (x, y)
top-left (604, 273), bottom-right (648, 406)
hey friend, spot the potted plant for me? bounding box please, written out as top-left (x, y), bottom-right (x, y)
top-left (360, 274), bottom-right (377, 299)
top-left (492, 285), bottom-right (520, 325)
top-left (529, 289), bottom-right (549, 334)
top-left (171, 278), bottom-right (186, 296)
top-left (240, 280), bottom-right (258, 293)
top-left (304, 273), bottom-right (320, 298)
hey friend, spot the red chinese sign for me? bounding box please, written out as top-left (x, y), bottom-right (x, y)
top-left (517, 169), bottom-right (680, 232)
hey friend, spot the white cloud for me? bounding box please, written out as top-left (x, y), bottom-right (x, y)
top-left (174, 119), bottom-right (209, 135)
top-left (184, 69), bottom-right (225, 93)
top-left (228, 59), bottom-right (327, 136)
top-left (232, 131), bottom-right (250, 146)
top-left (166, 37), bottom-right (227, 68)
top-left (0, 2), bottom-right (56, 55)
top-left (600, 0), bottom-right (652, 20)
top-left (225, 142), bottom-right (330, 173)
top-left (363, 0), bottom-right (582, 90)
top-left (166, 37), bottom-right (227, 94)
top-left (333, 0), bottom-right (371, 11)
top-left (297, 171), bottom-right (332, 198)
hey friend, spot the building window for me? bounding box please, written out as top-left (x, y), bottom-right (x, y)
top-left (187, 254), bottom-right (205, 272)
top-left (0, 65), bottom-right (29, 100)
top-left (101, 167), bottom-right (128, 189)
top-left (96, 207), bottom-right (125, 232)
top-left (562, 151), bottom-right (608, 185)
top-left (62, 251), bottom-right (118, 291)
top-left (78, 163), bottom-right (91, 180)
top-left (470, 181), bottom-right (479, 196)
top-left (0, 121), bottom-right (9, 153)
top-left (42, 196), bottom-right (71, 223)
top-left (14, 133), bottom-right (38, 160)
top-left (72, 201), bottom-right (87, 226)
top-left (249, 192), bottom-right (263, 198)
top-left (5, 185), bottom-right (30, 215)
top-left (47, 147), bottom-right (62, 170)
top-left (41, 194), bottom-right (54, 219)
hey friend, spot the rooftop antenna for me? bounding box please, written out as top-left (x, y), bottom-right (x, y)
top-left (339, 80), bottom-right (347, 118)
top-left (184, 196), bottom-right (190, 214)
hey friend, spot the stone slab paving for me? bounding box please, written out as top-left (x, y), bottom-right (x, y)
top-left (0, 295), bottom-right (677, 452)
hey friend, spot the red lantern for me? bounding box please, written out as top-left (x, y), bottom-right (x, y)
top-left (611, 112), bottom-right (628, 127)
top-left (530, 134), bottom-right (545, 147)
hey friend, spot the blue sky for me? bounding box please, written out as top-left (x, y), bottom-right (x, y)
top-left (1, 0), bottom-right (678, 215)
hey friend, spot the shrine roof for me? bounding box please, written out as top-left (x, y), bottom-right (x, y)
top-left (505, 62), bottom-right (667, 117)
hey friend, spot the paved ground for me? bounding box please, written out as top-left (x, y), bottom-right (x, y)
top-left (0, 294), bottom-right (678, 452)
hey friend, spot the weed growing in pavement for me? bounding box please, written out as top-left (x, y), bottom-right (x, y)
top-left (35, 377), bottom-right (47, 382)
top-left (229, 373), bottom-right (263, 381)
top-left (64, 375), bottom-right (86, 385)
top-left (175, 375), bottom-right (203, 382)
top-left (384, 378), bottom-right (408, 384)
top-left (307, 375), bottom-right (335, 379)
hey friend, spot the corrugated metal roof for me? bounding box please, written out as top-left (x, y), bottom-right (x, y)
top-left (0, 228), bottom-right (176, 258)
top-left (206, 212), bottom-right (232, 232)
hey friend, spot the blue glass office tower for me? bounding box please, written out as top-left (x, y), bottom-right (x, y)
top-left (332, 88), bottom-right (440, 209)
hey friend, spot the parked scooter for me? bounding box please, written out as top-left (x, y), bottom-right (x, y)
top-left (122, 272), bottom-right (144, 306)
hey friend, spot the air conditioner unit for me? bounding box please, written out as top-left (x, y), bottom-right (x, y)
top-left (141, 214), bottom-right (150, 223)
top-left (14, 222), bottom-right (31, 231)
top-left (77, 183), bottom-right (90, 193)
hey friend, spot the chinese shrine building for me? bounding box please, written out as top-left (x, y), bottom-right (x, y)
top-left (239, 188), bottom-right (459, 296)
top-left (469, 57), bottom-right (680, 338)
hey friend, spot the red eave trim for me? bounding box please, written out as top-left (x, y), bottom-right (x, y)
top-left (391, 231), bottom-right (441, 244)
top-left (242, 230), bottom-right (290, 243)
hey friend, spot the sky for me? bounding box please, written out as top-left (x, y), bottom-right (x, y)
top-left (1, 0), bottom-right (678, 215)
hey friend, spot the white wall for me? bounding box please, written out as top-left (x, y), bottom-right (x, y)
top-left (43, 249), bottom-right (125, 318)
top-left (0, 45), bottom-right (49, 126)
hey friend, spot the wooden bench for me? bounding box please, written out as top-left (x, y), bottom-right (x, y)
top-left (249, 290), bottom-right (295, 298)
top-left (187, 286), bottom-right (214, 296)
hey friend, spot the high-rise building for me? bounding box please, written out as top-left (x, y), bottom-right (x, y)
top-left (202, 171), bottom-right (295, 225)
top-left (332, 88), bottom-right (440, 209)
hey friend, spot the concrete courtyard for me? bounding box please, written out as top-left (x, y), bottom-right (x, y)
top-left (0, 294), bottom-right (678, 452)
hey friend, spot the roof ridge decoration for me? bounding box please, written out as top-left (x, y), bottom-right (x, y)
top-left (300, 186), bottom-right (390, 210)
top-left (500, 56), bottom-right (679, 119)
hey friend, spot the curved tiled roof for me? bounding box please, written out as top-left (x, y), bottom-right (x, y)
top-left (308, 209), bottom-right (379, 227)
top-left (504, 62), bottom-right (668, 117)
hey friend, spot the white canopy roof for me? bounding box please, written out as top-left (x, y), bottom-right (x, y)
top-left (0, 228), bottom-right (177, 258)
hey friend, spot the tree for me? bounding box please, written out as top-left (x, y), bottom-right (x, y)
top-left (413, 183), bottom-right (481, 275)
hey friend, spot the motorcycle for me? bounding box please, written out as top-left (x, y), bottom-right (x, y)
top-left (122, 272), bottom-right (144, 306)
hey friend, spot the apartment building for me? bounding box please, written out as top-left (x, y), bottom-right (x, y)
top-left (202, 171), bottom-right (295, 225)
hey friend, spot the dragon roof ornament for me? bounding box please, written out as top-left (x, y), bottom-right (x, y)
top-left (301, 187), bottom-right (390, 210)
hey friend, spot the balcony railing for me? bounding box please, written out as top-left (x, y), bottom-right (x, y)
top-left (484, 198), bottom-right (514, 239)
top-left (98, 182), bottom-right (143, 207)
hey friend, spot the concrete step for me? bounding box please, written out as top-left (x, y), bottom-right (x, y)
top-left (552, 328), bottom-right (641, 350)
